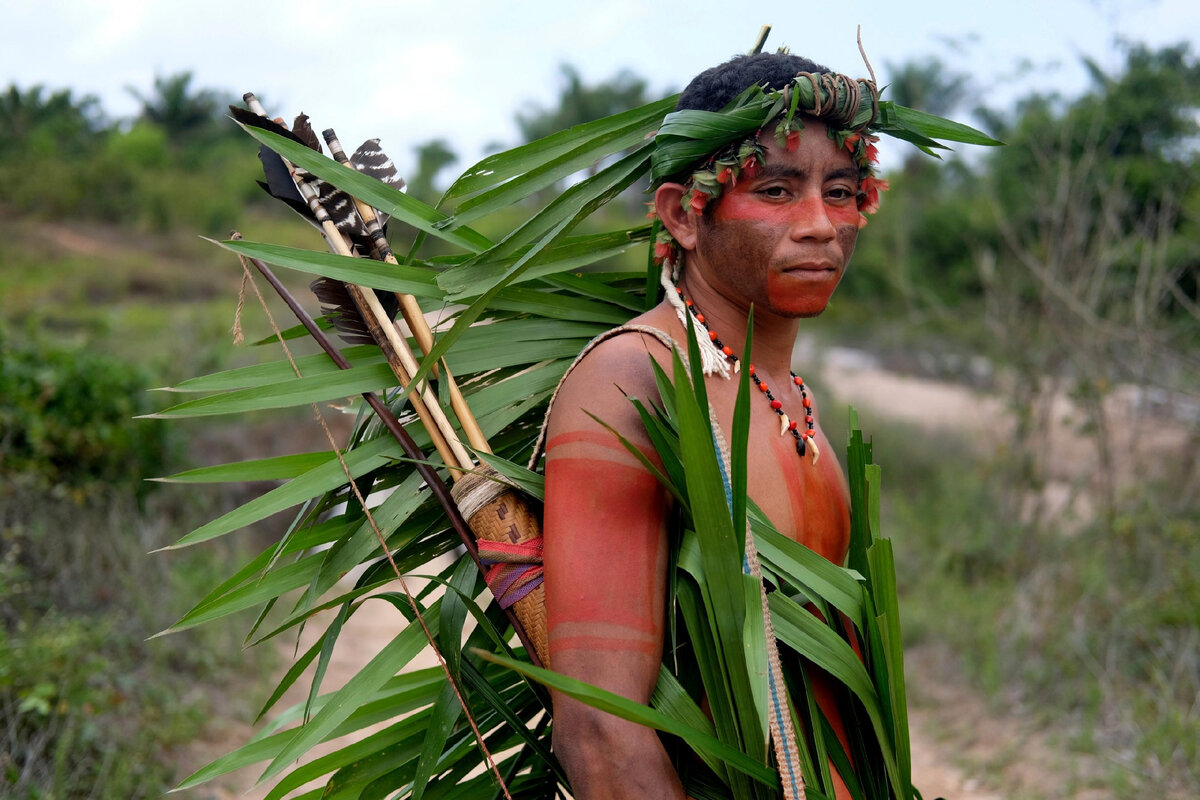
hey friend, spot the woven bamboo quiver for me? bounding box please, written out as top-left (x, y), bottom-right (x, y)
top-left (451, 465), bottom-right (550, 667)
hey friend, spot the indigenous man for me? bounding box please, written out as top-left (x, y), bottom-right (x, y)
top-left (542, 51), bottom-right (875, 800)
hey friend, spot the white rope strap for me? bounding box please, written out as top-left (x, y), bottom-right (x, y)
top-left (708, 409), bottom-right (807, 800)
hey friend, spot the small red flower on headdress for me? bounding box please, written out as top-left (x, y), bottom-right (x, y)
top-left (654, 241), bottom-right (673, 263)
top-left (717, 166), bottom-right (734, 185)
top-left (843, 133), bottom-right (861, 153)
top-left (858, 175), bottom-right (891, 215)
top-left (786, 129), bottom-right (801, 152)
top-left (690, 191), bottom-right (709, 214)
top-left (645, 201), bottom-right (658, 220)
top-left (741, 155), bottom-right (760, 179)
top-left (864, 142), bottom-right (879, 164)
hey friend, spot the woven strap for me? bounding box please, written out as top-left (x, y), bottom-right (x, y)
top-left (478, 539), bottom-right (544, 609)
top-left (707, 412), bottom-right (806, 800)
top-left (451, 465), bottom-right (550, 666)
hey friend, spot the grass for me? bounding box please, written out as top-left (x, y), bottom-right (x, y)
top-left (850, 412), bottom-right (1200, 797)
top-left (0, 478), bottom-right (277, 798)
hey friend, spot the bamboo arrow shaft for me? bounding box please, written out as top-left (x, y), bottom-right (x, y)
top-left (321, 130), bottom-right (492, 456)
top-left (243, 96), bottom-right (473, 476)
top-left (237, 247), bottom-right (543, 667)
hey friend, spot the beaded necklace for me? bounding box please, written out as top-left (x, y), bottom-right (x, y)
top-left (674, 287), bottom-right (820, 465)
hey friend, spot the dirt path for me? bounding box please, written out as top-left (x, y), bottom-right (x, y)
top-left (178, 596), bottom-right (436, 800)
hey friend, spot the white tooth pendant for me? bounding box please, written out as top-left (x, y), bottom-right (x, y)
top-left (779, 413), bottom-right (790, 436)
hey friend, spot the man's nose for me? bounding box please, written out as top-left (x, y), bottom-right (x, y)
top-left (788, 193), bottom-right (837, 242)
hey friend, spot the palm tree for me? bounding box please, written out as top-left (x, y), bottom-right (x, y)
top-left (127, 71), bottom-right (222, 139)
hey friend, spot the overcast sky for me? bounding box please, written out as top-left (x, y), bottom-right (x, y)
top-left (4, 0), bottom-right (1197, 175)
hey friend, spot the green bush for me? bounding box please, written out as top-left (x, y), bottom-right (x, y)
top-left (0, 324), bottom-right (169, 496)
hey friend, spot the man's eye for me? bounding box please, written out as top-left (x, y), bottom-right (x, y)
top-left (826, 186), bottom-right (856, 201)
top-left (761, 186), bottom-right (789, 198)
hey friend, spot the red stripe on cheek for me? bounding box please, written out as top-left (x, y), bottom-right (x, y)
top-left (544, 459), bottom-right (667, 643)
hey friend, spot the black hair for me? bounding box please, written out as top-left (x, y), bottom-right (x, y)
top-left (666, 52), bottom-right (835, 214)
top-left (677, 52), bottom-right (831, 112)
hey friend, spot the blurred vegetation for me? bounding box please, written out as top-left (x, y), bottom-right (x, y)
top-left (0, 73), bottom-right (260, 233)
top-left (0, 329), bottom-right (272, 797)
top-left (0, 71), bottom-right (284, 798)
top-left (1, 42), bottom-right (1197, 797)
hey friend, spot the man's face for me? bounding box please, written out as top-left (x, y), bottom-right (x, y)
top-left (691, 119), bottom-right (861, 319)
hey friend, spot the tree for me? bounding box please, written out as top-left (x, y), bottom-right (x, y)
top-left (407, 138), bottom-right (458, 204)
top-left (127, 71), bottom-right (224, 140)
top-left (516, 64), bottom-right (651, 143)
top-left (0, 85), bottom-right (101, 157)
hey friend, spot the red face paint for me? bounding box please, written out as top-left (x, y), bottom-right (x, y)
top-left (690, 121), bottom-right (861, 320)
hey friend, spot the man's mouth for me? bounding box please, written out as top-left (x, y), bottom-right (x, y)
top-left (781, 263), bottom-right (837, 279)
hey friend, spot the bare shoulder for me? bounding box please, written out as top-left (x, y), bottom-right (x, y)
top-left (548, 311), bottom-right (680, 439)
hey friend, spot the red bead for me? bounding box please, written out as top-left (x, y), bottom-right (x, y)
top-left (805, 415), bottom-right (813, 424)
top-left (802, 397), bottom-right (812, 409)
top-left (793, 375), bottom-right (803, 385)
top-left (685, 299), bottom-right (693, 307)
top-left (748, 365), bottom-right (756, 375)
top-left (770, 400), bottom-right (782, 410)
top-left (722, 346), bottom-right (733, 356)
top-left (709, 330), bottom-right (718, 341)
top-left (758, 382), bottom-right (769, 392)
top-left (806, 430), bottom-right (815, 438)
top-left (789, 420), bottom-right (798, 430)
top-left (695, 314), bottom-right (705, 323)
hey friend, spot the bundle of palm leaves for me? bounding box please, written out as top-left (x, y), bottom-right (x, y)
top-left (154, 63), bottom-right (956, 799)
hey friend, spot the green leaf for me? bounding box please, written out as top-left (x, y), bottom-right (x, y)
top-left (174, 669), bottom-right (445, 790)
top-left (147, 363), bottom-right (398, 419)
top-left (156, 452), bottom-right (335, 483)
top-left (160, 345), bottom-right (381, 393)
top-left (307, 601), bottom-right (353, 723)
top-left (261, 598), bottom-right (443, 781)
top-left (443, 95), bottom-right (677, 202)
top-left (750, 510), bottom-right (866, 624)
top-left (267, 715), bottom-right (431, 800)
top-left (238, 124), bottom-right (493, 252)
top-left (411, 681), bottom-right (463, 800)
top-left (215, 238), bottom-right (445, 298)
top-left (769, 592), bottom-right (902, 791)
top-left (476, 649), bottom-right (778, 788)
top-left (886, 103), bottom-right (1004, 146)
top-left (472, 452), bottom-right (546, 502)
top-left (163, 435), bottom-right (402, 549)
top-left (438, 556), bottom-right (480, 679)
top-left (438, 226), bottom-right (649, 297)
top-left (651, 665), bottom-right (727, 781)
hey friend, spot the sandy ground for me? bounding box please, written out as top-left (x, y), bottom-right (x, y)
top-left (174, 350), bottom-right (1195, 799)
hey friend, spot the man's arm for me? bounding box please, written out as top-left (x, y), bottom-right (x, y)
top-left (542, 335), bottom-right (686, 800)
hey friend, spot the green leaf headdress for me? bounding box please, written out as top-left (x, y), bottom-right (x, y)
top-left (647, 54), bottom-right (1002, 269)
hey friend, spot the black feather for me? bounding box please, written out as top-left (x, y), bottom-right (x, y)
top-left (292, 113), bottom-right (323, 153)
top-left (229, 105), bottom-right (308, 146)
top-left (232, 104), bottom-right (370, 240)
top-left (310, 277), bottom-right (400, 346)
top-left (255, 180), bottom-right (317, 227)
top-left (350, 139), bottom-right (405, 191)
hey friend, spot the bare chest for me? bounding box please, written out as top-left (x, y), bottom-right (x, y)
top-left (707, 379), bottom-right (850, 564)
